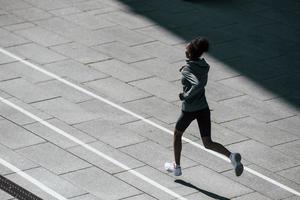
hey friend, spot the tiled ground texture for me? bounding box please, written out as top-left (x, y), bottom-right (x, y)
top-left (0, 0), bottom-right (299, 199)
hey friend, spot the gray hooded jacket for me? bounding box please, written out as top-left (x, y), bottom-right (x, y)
top-left (180, 58), bottom-right (209, 112)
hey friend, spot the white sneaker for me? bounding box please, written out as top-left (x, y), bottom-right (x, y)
top-left (230, 153), bottom-right (244, 177)
top-left (164, 162), bottom-right (182, 176)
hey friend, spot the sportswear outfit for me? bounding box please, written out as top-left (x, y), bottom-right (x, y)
top-left (165, 58), bottom-right (244, 177)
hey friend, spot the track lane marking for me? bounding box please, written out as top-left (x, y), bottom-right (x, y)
top-left (0, 157), bottom-right (67, 200)
top-left (1, 48), bottom-right (299, 197)
top-left (0, 96), bottom-right (188, 200)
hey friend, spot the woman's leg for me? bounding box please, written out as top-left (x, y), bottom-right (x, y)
top-left (174, 129), bottom-right (184, 165)
top-left (197, 108), bottom-right (231, 158)
top-left (201, 137), bottom-right (231, 158)
top-left (173, 111), bottom-right (195, 165)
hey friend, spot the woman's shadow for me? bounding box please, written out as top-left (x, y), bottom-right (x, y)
top-left (175, 179), bottom-right (230, 200)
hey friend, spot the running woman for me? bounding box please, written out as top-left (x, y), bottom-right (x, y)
top-left (165, 37), bottom-right (244, 177)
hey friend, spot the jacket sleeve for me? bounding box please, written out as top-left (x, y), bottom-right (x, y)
top-left (181, 68), bottom-right (205, 102)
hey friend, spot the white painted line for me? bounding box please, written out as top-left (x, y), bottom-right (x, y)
top-left (0, 157), bottom-right (67, 200)
top-left (0, 96), bottom-right (188, 200)
top-left (1, 48), bottom-right (299, 197)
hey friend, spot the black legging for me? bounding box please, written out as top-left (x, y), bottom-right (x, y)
top-left (175, 107), bottom-right (211, 138)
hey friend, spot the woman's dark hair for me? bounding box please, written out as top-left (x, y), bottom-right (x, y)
top-left (186, 37), bottom-right (209, 60)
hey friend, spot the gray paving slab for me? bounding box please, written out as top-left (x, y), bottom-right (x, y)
top-left (122, 194), bottom-right (156, 200)
top-left (265, 76), bottom-right (300, 103)
top-left (282, 196), bottom-right (300, 200)
top-left (0, 51), bottom-right (17, 65)
top-left (219, 76), bottom-right (278, 101)
top-left (0, 62), bottom-right (52, 84)
top-left (84, 77), bottom-right (152, 103)
top-left (0, 78), bottom-right (59, 104)
top-left (0, 30), bottom-right (29, 47)
top-left (0, 0), bottom-right (32, 10)
top-left (102, 11), bottom-right (154, 29)
top-left (50, 42), bottom-right (110, 64)
top-left (3, 22), bottom-right (36, 31)
top-left (37, 80), bottom-right (93, 103)
top-left (134, 41), bottom-right (184, 63)
top-left (273, 140), bottom-right (300, 161)
top-left (22, 0), bottom-right (69, 11)
top-left (68, 140), bottom-right (145, 174)
top-left (136, 25), bottom-right (185, 45)
top-left (227, 140), bottom-right (300, 172)
top-left (231, 192), bottom-right (272, 200)
top-left (10, 167), bottom-right (86, 198)
top-left (265, 98), bottom-right (300, 116)
top-left (222, 117), bottom-right (298, 146)
top-left (16, 142), bottom-right (91, 175)
top-left (94, 26), bottom-right (155, 46)
top-left (0, 119), bottom-right (45, 150)
top-left (122, 117), bottom-right (178, 148)
top-left (129, 77), bottom-right (181, 102)
top-left (206, 81), bottom-right (244, 102)
top-left (49, 7), bottom-right (82, 16)
top-left (0, 90), bottom-right (11, 99)
top-left (222, 163), bottom-right (299, 200)
top-left (70, 0), bottom-right (108, 12)
top-left (208, 100), bottom-right (249, 124)
top-left (0, 143), bottom-right (39, 175)
top-left (277, 165), bottom-right (300, 185)
top-left (77, 99), bottom-right (142, 124)
top-left (69, 194), bottom-right (103, 200)
top-left (126, 96), bottom-right (181, 124)
top-left (74, 119), bottom-right (147, 148)
top-left (7, 43), bottom-right (66, 64)
top-left (219, 95), bottom-right (294, 123)
top-left (24, 118), bottom-right (97, 149)
top-left (15, 26), bottom-right (71, 47)
top-left (131, 58), bottom-right (181, 82)
top-left (61, 167), bottom-right (141, 200)
top-left (85, 6), bottom-right (120, 16)
top-left (90, 59), bottom-right (152, 83)
top-left (0, 66), bottom-right (20, 81)
top-left (116, 165), bottom-right (196, 200)
top-left (205, 59), bottom-right (240, 81)
top-left (11, 7), bottom-right (52, 21)
top-left (0, 97), bottom-right (52, 125)
top-left (62, 12), bottom-right (114, 30)
top-left (0, 14), bottom-right (25, 26)
top-left (119, 140), bottom-right (196, 172)
top-left (42, 59), bottom-right (109, 83)
top-left (182, 165), bottom-right (253, 199)
top-left (180, 192), bottom-right (218, 200)
top-left (31, 97), bottom-right (101, 125)
top-left (36, 17), bottom-right (114, 46)
top-left (93, 42), bottom-right (154, 63)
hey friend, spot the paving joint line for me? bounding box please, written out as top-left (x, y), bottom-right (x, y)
top-left (1, 48), bottom-right (300, 197)
top-left (266, 114), bottom-right (297, 124)
top-left (0, 76), bottom-right (21, 83)
top-left (28, 96), bottom-right (61, 105)
top-left (0, 174), bottom-right (43, 200)
top-left (0, 96), bottom-right (189, 200)
top-left (0, 157), bottom-right (67, 200)
top-left (122, 94), bottom-right (154, 104)
top-left (216, 115), bottom-right (250, 124)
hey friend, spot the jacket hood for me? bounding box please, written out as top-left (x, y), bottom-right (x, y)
top-left (186, 58), bottom-right (210, 74)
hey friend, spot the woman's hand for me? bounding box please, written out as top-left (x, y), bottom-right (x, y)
top-left (179, 66), bottom-right (185, 72)
top-left (179, 93), bottom-right (184, 101)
